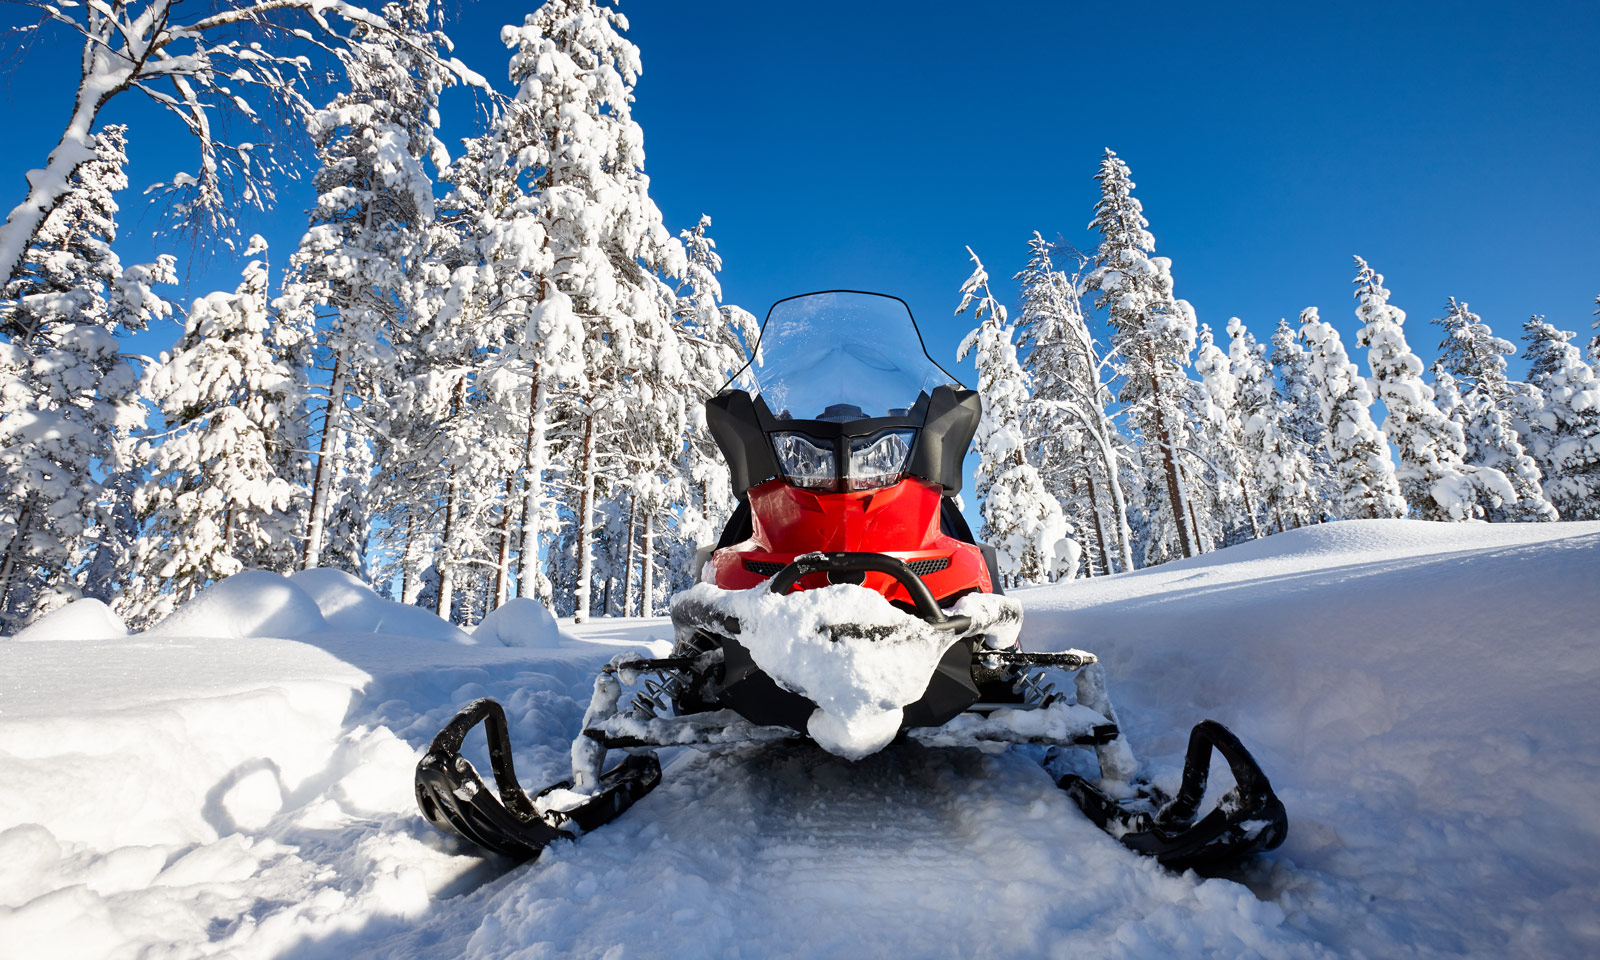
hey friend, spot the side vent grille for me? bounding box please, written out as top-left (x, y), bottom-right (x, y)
top-left (742, 557), bottom-right (951, 578)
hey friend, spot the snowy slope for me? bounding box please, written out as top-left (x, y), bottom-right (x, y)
top-left (1, 520), bottom-right (1596, 959)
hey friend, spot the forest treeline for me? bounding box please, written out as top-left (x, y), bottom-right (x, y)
top-left (960, 151), bottom-right (1599, 586)
top-left (1, 1), bottom-right (1596, 633)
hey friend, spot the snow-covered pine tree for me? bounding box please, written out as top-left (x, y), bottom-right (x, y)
top-left (659, 216), bottom-right (755, 604)
top-left (427, 102), bottom-right (568, 610)
top-left (957, 249), bottom-right (1076, 586)
top-left (1014, 232), bottom-right (1134, 573)
top-left (1432, 298), bottom-right (1556, 522)
top-left (276, 0), bottom-right (461, 573)
top-left (1519, 317), bottom-right (1600, 520)
top-left (499, 0), bottom-right (688, 622)
top-left (128, 240), bottom-right (302, 623)
top-left (1299, 307), bottom-right (1408, 520)
top-left (1013, 243), bottom-right (1109, 574)
top-left (1194, 321), bottom-right (1263, 543)
top-left (1083, 150), bottom-right (1201, 563)
top-left (1432, 367), bottom-right (1463, 419)
top-left (1265, 319), bottom-right (1330, 530)
top-left (1232, 318), bottom-right (1315, 534)
top-left (1352, 258), bottom-right (1482, 521)
top-left (0, 124), bottom-right (174, 629)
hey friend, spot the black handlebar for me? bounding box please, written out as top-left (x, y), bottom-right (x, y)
top-left (767, 552), bottom-right (972, 633)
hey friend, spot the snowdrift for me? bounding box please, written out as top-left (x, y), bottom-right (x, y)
top-left (10, 598), bottom-right (128, 642)
top-left (0, 520), bottom-right (1594, 959)
top-left (290, 568), bottom-right (475, 645)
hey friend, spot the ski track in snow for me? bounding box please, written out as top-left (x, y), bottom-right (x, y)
top-left (0, 520), bottom-right (1596, 959)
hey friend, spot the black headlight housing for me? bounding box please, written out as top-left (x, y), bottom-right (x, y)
top-left (704, 385), bottom-right (982, 500)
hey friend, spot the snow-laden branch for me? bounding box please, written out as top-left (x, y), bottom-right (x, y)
top-left (0, 0), bottom-right (492, 287)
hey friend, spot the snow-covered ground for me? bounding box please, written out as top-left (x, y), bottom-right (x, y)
top-left (2, 520), bottom-right (1596, 959)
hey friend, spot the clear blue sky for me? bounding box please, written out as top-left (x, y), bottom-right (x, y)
top-left (2, 0), bottom-right (1596, 379)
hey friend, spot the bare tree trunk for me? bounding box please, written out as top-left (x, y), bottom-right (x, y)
top-left (1147, 351), bottom-right (1195, 559)
top-left (573, 412), bottom-right (596, 624)
top-left (436, 461), bottom-right (458, 621)
top-left (640, 513), bottom-right (654, 617)
top-left (622, 496), bottom-right (637, 617)
top-left (1084, 473), bottom-right (1110, 577)
top-left (303, 352), bottom-right (347, 570)
top-left (0, 503), bottom-right (34, 625)
top-left (435, 378), bottom-right (466, 621)
top-left (492, 475), bottom-right (514, 609)
top-left (400, 514), bottom-right (421, 605)
top-left (1239, 475), bottom-right (1264, 541)
top-left (1080, 416), bottom-right (1134, 572)
top-left (516, 374), bottom-right (548, 601)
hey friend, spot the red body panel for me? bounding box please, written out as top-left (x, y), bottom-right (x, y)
top-left (712, 476), bottom-right (993, 607)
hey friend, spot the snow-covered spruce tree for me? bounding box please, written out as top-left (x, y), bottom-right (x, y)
top-left (1265, 319), bottom-right (1331, 529)
top-left (1352, 258), bottom-right (1483, 521)
top-left (1235, 319), bottom-right (1317, 533)
top-left (275, 0), bottom-right (462, 573)
top-left (615, 290), bottom-right (691, 618)
top-left (667, 217), bottom-right (755, 576)
top-left (1194, 321), bottom-right (1263, 544)
top-left (1299, 307), bottom-right (1408, 520)
top-left (1520, 317), bottom-right (1600, 519)
top-left (0, 0), bottom-right (484, 287)
top-left (957, 249), bottom-right (1076, 586)
top-left (500, 0), bottom-right (687, 622)
top-left (1432, 298), bottom-right (1556, 522)
top-left (127, 241), bottom-right (302, 624)
top-left (1014, 232), bottom-right (1134, 574)
top-left (428, 110), bottom-right (567, 610)
top-left (631, 215), bottom-right (756, 609)
top-left (1083, 150), bottom-right (1201, 563)
top-left (0, 125), bottom-right (174, 629)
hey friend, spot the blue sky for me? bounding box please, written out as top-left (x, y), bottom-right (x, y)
top-left (2, 0), bottom-right (1596, 380)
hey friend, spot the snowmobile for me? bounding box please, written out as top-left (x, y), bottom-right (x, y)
top-left (414, 291), bottom-right (1286, 872)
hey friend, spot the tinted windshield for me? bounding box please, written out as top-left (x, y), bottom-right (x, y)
top-left (745, 292), bottom-right (959, 421)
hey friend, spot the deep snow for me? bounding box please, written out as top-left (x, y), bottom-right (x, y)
top-left (1, 519), bottom-right (1596, 959)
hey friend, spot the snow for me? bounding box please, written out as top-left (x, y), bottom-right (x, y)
top-left (146, 570), bottom-right (327, 639)
top-left (674, 581), bottom-right (974, 759)
top-left (9, 598), bottom-right (127, 642)
top-left (291, 568), bottom-right (473, 644)
top-left (2, 519), bottom-right (1597, 958)
top-left (472, 597), bottom-right (562, 648)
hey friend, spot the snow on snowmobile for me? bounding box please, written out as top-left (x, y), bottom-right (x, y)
top-left (414, 291), bottom-right (1286, 871)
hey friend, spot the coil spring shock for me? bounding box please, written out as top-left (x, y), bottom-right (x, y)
top-left (1013, 668), bottom-right (1064, 708)
top-left (630, 632), bottom-right (717, 718)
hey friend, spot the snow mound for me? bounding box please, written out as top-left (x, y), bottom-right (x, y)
top-left (147, 571), bottom-right (326, 640)
top-left (472, 597), bottom-right (562, 648)
top-left (9, 598), bottom-right (128, 642)
top-left (290, 567), bottom-right (473, 644)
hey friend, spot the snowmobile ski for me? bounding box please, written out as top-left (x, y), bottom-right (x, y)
top-left (1059, 720), bottom-right (1288, 871)
top-left (414, 697), bottom-right (661, 860)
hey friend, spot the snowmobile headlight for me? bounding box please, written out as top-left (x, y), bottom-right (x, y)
top-left (846, 429), bottom-right (916, 491)
top-left (772, 431), bottom-right (837, 491)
